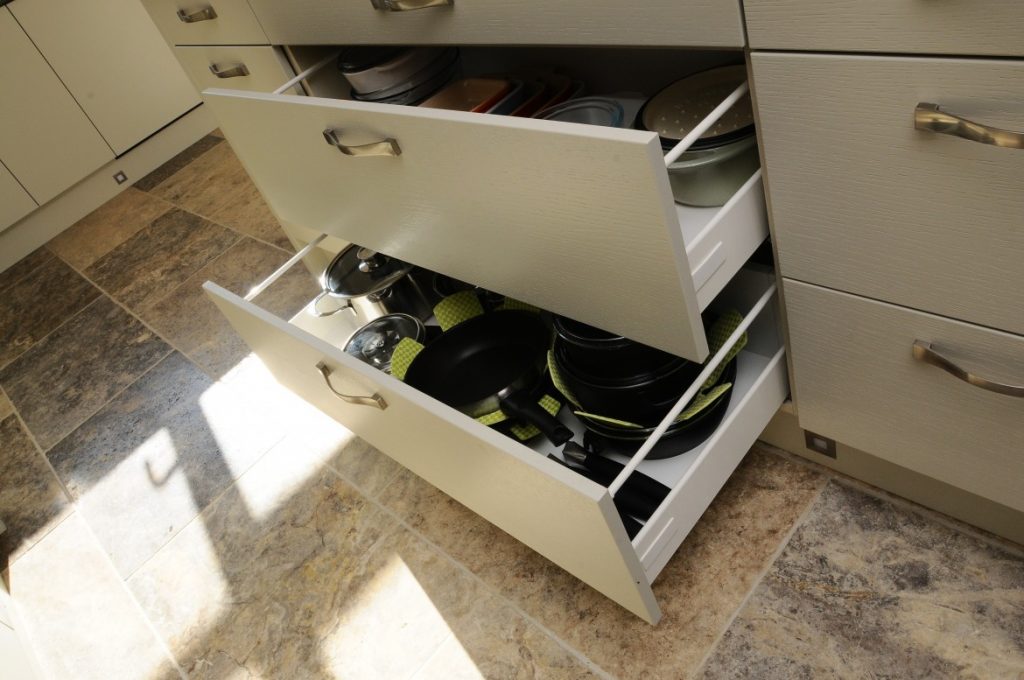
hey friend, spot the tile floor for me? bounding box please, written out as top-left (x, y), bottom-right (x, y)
top-left (1, 133), bottom-right (1022, 680)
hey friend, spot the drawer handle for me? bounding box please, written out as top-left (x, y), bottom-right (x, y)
top-left (915, 103), bottom-right (1024, 150)
top-left (323, 128), bottom-right (402, 157)
top-left (176, 6), bottom-right (217, 22)
top-left (316, 362), bottom-right (389, 409)
top-left (912, 340), bottom-right (1024, 398)
top-left (370, 0), bottom-right (453, 11)
top-left (209, 63), bottom-right (250, 79)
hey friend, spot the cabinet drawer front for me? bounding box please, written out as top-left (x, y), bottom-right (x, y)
top-left (175, 47), bottom-right (295, 95)
top-left (785, 280), bottom-right (1024, 512)
top-left (204, 89), bottom-right (711, 360)
top-left (744, 0), bottom-right (1024, 56)
top-left (753, 53), bottom-right (1024, 336)
top-left (205, 281), bottom-right (661, 622)
top-left (141, 0), bottom-right (268, 45)
top-left (247, 0), bottom-right (744, 48)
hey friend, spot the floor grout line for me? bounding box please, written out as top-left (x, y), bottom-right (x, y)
top-left (0, 286), bottom-right (105, 376)
top-left (319, 463), bottom-right (621, 680)
top-left (688, 476), bottom-right (828, 679)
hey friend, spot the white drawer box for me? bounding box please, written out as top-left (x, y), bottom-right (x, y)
top-left (141, 0), bottom-right (268, 45)
top-left (246, 0), bottom-right (745, 48)
top-left (744, 0), bottom-right (1024, 57)
top-left (175, 46), bottom-right (299, 95)
top-left (207, 263), bottom-right (788, 622)
top-left (785, 280), bottom-right (1024, 512)
top-left (202, 52), bottom-right (768, 361)
top-left (752, 53), bottom-right (1024, 336)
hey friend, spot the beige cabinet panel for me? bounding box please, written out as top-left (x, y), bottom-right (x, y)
top-left (175, 46), bottom-right (296, 94)
top-left (0, 162), bottom-right (37, 231)
top-left (10, 0), bottom-right (199, 155)
top-left (247, 0), bottom-right (745, 47)
top-left (752, 53), bottom-right (1024, 335)
top-left (142, 0), bottom-right (268, 45)
top-left (745, 0), bottom-right (1024, 57)
top-left (0, 9), bottom-right (112, 204)
top-left (785, 280), bottom-right (1024, 512)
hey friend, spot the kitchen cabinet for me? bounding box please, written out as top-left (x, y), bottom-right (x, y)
top-left (0, 163), bottom-right (37, 230)
top-left (0, 8), bottom-right (113, 205)
top-left (197, 41), bottom-right (785, 623)
top-left (9, 0), bottom-right (199, 155)
top-left (175, 46), bottom-right (300, 95)
top-left (141, 0), bottom-right (269, 46)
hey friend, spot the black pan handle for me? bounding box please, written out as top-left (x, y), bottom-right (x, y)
top-left (500, 391), bottom-right (573, 446)
top-left (548, 455), bottom-right (642, 538)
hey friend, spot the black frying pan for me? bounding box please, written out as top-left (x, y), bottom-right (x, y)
top-left (405, 310), bottom-right (573, 446)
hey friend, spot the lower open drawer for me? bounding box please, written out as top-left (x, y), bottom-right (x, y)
top-left (205, 262), bottom-right (786, 623)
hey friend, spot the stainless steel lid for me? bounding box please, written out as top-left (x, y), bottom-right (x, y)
top-left (323, 245), bottom-right (414, 299)
top-left (641, 65), bottom-right (754, 150)
top-left (344, 313), bottom-right (426, 373)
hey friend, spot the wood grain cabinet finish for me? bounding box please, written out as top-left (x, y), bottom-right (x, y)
top-left (744, 0), bottom-right (1024, 57)
top-left (0, 163), bottom-right (37, 232)
top-left (245, 0), bottom-right (745, 47)
top-left (0, 9), bottom-right (113, 205)
top-left (9, 0), bottom-right (200, 155)
top-left (752, 53), bottom-right (1024, 336)
top-left (141, 0), bottom-right (269, 45)
top-left (785, 279), bottom-right (1024, 513)
top-left (175, 47), bottom-right (297, 95)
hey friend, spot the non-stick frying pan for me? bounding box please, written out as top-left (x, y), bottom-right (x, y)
top-left (404, 310), bottom-right (573, 446)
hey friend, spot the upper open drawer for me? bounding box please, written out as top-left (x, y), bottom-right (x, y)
top-left (245, 0), bottom-right (746, 48)
top-left (202, 52), bottom-right (767, 361)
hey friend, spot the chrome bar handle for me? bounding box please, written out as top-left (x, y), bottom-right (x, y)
top-left (370, 0), bottom-right (453, 11)
top-left (914, 103), bottom-right (1024, 150)
top-left (912, 341), bottom-right (1024, 398)
top-left (209, 63), bottom-right (249, 79)
top-left (177, 6), bottom-right (217, 22)
top-left (316, 362), bottom-right (389, 410)
top-left (323, 129), bottom-right (402, 157)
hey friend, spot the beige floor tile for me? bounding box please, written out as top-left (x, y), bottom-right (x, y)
top-left (6, 512), bottom-right (180, 680)
top-left (0, 415), bottom-right (71, 565)
top-left (0, 386), bottom-right (13, 422)
top-left (698, 480), bottom-right (1024, 680)
top-left (139, 237), bottom-right (318, 378)
top-left (47, 188), bottom-right (173, 270)
top-left (150, 142), bottom-right (291, 250)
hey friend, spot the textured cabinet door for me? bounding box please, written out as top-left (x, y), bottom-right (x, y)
top-left (0, 162), bottom-right (37, 232)
top-left (10, 0), bottom-right (199, 155)
top-left (752, 53), bottom-right (1024, 336)
top-left (0, 9), bottom-right (112, 204)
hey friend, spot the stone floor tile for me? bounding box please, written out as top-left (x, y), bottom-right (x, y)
top-left (0, 248), bottom-right (53, 295)
top-left (0, 296), bottom-right (171, 450)
top-left (0, 254), bottom-right (99, 370)
top-left (134, 134), bottom-right (223, 192)
top-left (129, 438), bottom-right (400, 679)
top-left (0, 387), bottom-right (11, 421)
top-left (85, 208), bottom-right (239, 312)
top-left (697, 480), bottom-right (1024, 680)
top-left (0, 415), bottom-right (70, 565)
top-left (5, 512), bottom-right (180, 680)
top-left (139, 237), bottom-right (317, 378)
top-left (47, 187), bottom-right (172, 270)
top-left (46, 352), bottom-right (289, 577)
top-left (149, 142), bottom-right (291, 250)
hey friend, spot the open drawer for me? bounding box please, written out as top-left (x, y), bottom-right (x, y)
top-left (201, 49), bottom-right (768, 362)
top-left (205, 252), bottom-right (787, 623)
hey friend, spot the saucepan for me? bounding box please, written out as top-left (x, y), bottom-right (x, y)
top-left (313, 245), bottom-right (434, 324)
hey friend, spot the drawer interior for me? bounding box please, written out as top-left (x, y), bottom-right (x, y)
top-left (204, 45), bottom-right (768, 360)
top-left (239, 237), bottom-right (786, 584)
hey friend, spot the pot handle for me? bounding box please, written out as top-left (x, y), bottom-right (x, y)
top-left (311, 290), bottom-right (353, 318)
top-left (499, 391), bottom-right (573, 446)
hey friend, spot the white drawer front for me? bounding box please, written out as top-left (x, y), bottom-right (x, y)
top-left (745, 0), bottom-right (1024, 57)
top-left (753, 53), bottom-right (1024, 336)
top-left (204, 89), bottom-right (719, 360)
top-left (246, 0), bottom-right (744, 48)
top-left (175, 47), bottom-right (296, 95)
top-left (141, 0), bottom-right (268, 45)
top-left (786, 280), bottom-right (1024, 512)
top-left (205, 281), bottom-right (661, 623)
